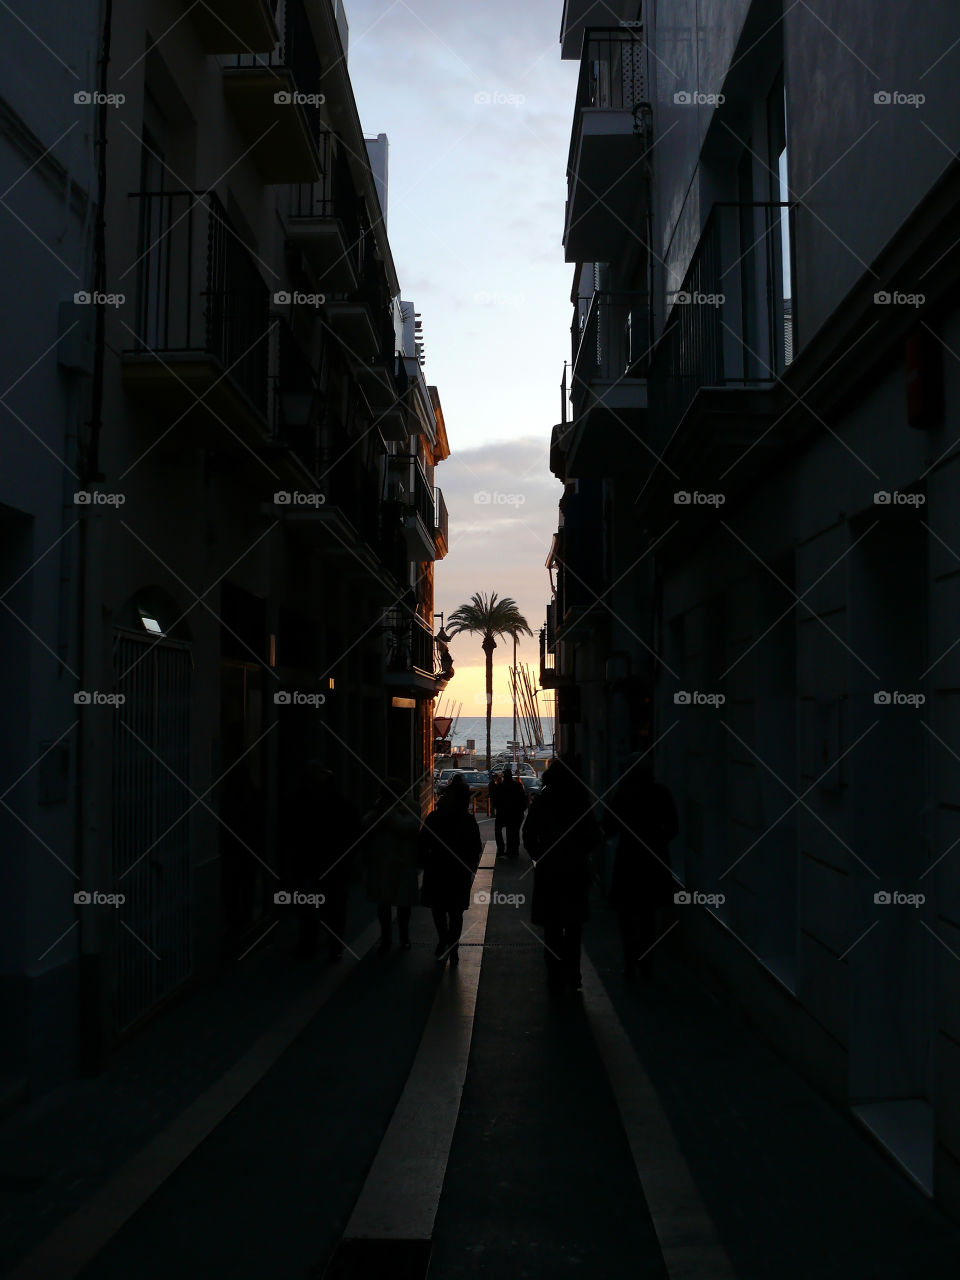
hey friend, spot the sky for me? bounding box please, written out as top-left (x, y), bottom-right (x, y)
top-left (342, 0), bottom-right (578, 723)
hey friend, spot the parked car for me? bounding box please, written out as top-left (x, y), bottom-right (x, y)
top-left (519, 774), bottom-right (543, 796)
top-left (434, 768), bottom-right (463, 796)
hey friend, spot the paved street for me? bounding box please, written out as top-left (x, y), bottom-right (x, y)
top-left (3, 819), bottom-right (960, 1278)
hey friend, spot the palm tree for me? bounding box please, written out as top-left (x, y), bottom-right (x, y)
top-left (446, 592), bottom-right (532, 772)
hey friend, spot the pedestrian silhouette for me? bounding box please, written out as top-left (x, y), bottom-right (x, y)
top-left (420, 773), bottom-right (483, 966)
top-left (523, 758), bottom-right (602, 992)
top-left (286, 762), bottom-right (359, 962)
top-left (493, 765), bottom-right (528, 859)
top-left (604, 758), bottom-right (679, 980)
top-left (361, 780), bottom-right (421, 953)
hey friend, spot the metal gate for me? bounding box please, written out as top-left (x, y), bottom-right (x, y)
top-left (112, 631), bottom-right (193, 1031)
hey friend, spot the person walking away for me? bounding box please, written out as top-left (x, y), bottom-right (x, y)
top-left (420, 773), bottom-right (483, 966)
top-left (286, 762), bottom-right (360, 962)
top-left (361, 780), bottom-right (421, 953)
top-left (523, 758), bottom-right (602, 992)
top-left (604, 758), bottom-right (679, 980)
top-left (497, 765), bottom-right (528, 859)
top-left (489, 770), bottom-right (505, 857)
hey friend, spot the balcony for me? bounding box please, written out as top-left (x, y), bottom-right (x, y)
top-left (189, 0), bottom-right (279, 53)
top-left (325, 244), bottom-right (390, 360)
top-left (288, 133), bottom-right (363, 292)
top-left (553, 482), bottom-right (606, 636)
top-left (384, 609), bottom-right (437, 695)
top-left (388, 455), bottom-right (436, 562)
top-left (434, 487), bottom-right (449, 559)
top-left (539, 603), bottom-right (570, 689)
top-left (564, 29), bottom-right (652, 263)
top-left (560, 290), bottom-right (650, 477)
top-left (642, 201), bottom-right (793, 525)
top-left (222, 0), bottom-right (322, 183)
top-left (122, 190), bottom-right (270, 449)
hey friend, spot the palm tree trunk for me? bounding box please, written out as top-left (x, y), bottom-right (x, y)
top-left (482, 633), bottom-right (496, 773)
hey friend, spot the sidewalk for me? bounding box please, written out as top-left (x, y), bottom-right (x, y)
top-left (0, 899), bottom-right (379, 1277)
top-left (6, 832), bottom-right (960, 1277)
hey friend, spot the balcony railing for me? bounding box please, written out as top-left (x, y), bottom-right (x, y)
top-left (434, 487), bottom-right (449, 557)
top-left (385, 608), bottom-right (434, 677)
top-left (564, 27), bottom-right (651, 261)
top-left (291, 132), bottom-right (365, 280)
top-left (650, 202), bottom-right (794, 452)
top-left (127, 189), bottom-right (270, 415)
top-left (570, 290), bottom-right (651, 390)
top-left (229, 0), bottom-right (322, 133)
top-left (388, 455), bottom-right (434, 533)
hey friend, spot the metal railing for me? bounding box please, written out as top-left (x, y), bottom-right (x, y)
top-left (650, 201), bottom-right (794, 452)
top-left (570, 289), bottom-right (651, 390)
top-left (569, 27), bottom-right (647, 170)
top-left (388, 454), bottom-right (434, 535)
top-left (291, 132), bottom-right (365, 278)
top-left (229, 0), bottom-right (323, 144)
top-left (385, 608), bottom-right (434, 675)
top-left (128, 189), bottom-right (270, 415)
top-left (434, 487), bottom-right (449, 549)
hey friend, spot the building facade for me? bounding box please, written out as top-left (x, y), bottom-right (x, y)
top-left (548, 0), bottom-right (960, 1213)
top-left (1, 0), bottom-right (451, 1098)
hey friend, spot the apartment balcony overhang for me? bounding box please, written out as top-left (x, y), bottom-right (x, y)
top-left (221, 67), bottom-right (320, 183)
top-left (434, 487), bottom-right (449, 560)
top-left (403, 511), bottom-right (436, 562)
top-left (355, 357), bottom-right (399, 411)
top-left (121, 351), bottom-right (271, 454)
top-left (384, 611), bottom-right (439, 695)
top-left (564, 117), bottom-right (648, 262)
top-left (560, 1), bottom-right (635, 59)
top-left (565, 382), bottom-right (648, 478)
top-left (122, 190), bottom-right (271, 454)
top-left (286, 216), bottom-right (358, 291)
top-left (189, 0), bottom-right (279, 54)
top-left (563, 29), bottom-right (651, 263)
top-left (276, 505), bottom-right (398, 599)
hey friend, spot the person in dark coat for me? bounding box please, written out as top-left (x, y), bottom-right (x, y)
top-left (603, 758), bottom-right (679, 979)
top-left (420, 773), bottom-right (483, 966)
top-left (489, 770), bottom-right (505, 856)
top-left (361, 781), bottom-right (422, 953)
top-left (494, 765), bottom-right (528, 859)
top-left (522, 758), bottom-right (602, 992)
top-left (285, 762), bottom-right (360, 962)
